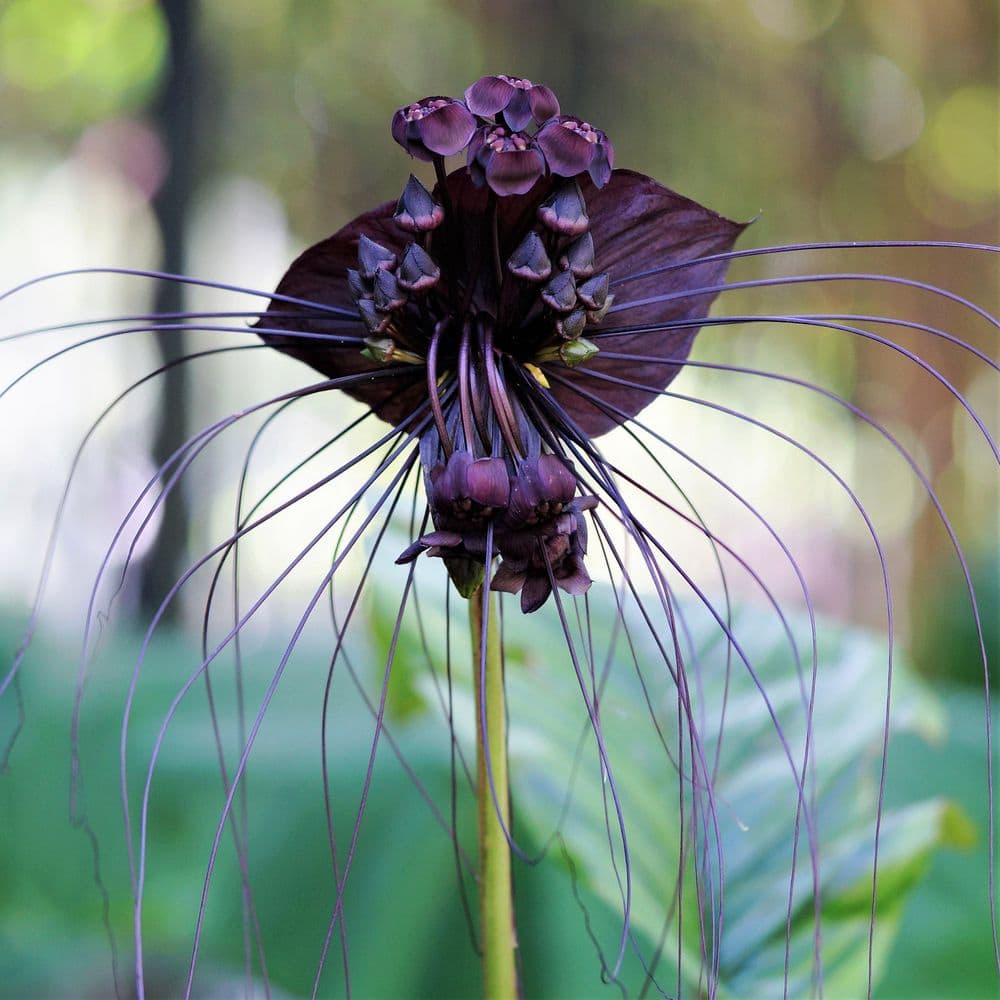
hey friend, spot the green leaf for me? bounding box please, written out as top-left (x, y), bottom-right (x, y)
top-left (489, 588), bottom-right (953, 997)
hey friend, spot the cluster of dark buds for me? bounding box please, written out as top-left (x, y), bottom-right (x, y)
top-left (259, 73), bottom-right (744, 612)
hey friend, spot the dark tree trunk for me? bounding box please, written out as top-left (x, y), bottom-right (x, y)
top-left (139, 0), bottom-right (199, 621)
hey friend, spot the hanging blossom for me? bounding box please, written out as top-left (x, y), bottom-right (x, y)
top-left (0, 72), bottom-right (997, 1000)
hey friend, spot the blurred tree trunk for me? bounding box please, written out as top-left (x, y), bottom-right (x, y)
top-left (139, 0), bottom-right (199, 622)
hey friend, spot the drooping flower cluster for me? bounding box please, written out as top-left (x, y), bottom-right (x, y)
top-left (258, 75), bottom-right (745, 610)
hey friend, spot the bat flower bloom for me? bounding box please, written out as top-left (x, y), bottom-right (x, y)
top-left (391, 96), bottom-right (477, 160)
top-left (536, 114), bottom-right (615, 187)
top-left (466, 124), bottom-right (547, 196)
top-left (464, 73), bottom-right (560, 131)
top-left (2, 70), bottom-right (997, 1000)
top-left (258, 95), bottom-right (745, 616)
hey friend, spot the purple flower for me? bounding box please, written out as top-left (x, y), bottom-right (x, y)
top-left (467, 125), bottom-right (546, 196)
top-left (391, 96), bottom-right (476, 160)
top-left (536, 115), bottom-right (615, 188)
top-left (2, 70), bottom-right (996, 1000)
top-left (464, 74), bottom-right (560, 131)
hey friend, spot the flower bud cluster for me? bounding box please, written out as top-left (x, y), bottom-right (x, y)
top-left (398, 450), bottom-right (597, 612)
top-left (390, 74), bottom-right (614, 197)
top-left (347, 181), bottom-right (444, 359)
top-left (505, 180), bottom-right (613, 366)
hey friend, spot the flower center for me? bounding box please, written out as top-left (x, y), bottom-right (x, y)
top-left (404, 98), bottom-right (450, 121)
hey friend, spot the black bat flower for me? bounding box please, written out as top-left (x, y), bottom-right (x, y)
top-left (1, 72), bottom-right (996, 1000)
top-left (257, 130), bottom-right (746, 615)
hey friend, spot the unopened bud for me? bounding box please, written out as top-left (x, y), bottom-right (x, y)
top-left (394, 175), bottom-right (445, 232)
top-left (541, 269), bottom-right (576, 313)
top-left (357, 299), bottom-right (392, 334)
top-left (576, 273), bottom-right (609, 310)
top-left (361, 336), bottom-right (396, 362)
top-left (560, 232), bottom-right (595, 277)
top-left (373, 268), bottom-right (407, 312)
top-left (358, 234), bottom-right (396, 279)
top-left (397, 242), bottom-right (440, 292)
top-left (347, 267), bottom-right (369, 303)
top-left (558, 337), bottom-right (599, 366)
top-left (507, 230), bottom-right (551, 282)
top-left (537, 181), bottom-right (589, 236)
top-left (555, 308), bottom-right (587, 340)
top-left (587, 294), bottom-right (614, 324)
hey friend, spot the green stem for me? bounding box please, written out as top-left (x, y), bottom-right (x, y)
top-left (470, 586), bottom-right (517, 999)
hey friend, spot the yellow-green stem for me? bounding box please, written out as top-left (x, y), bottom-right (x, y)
top-left (469, 586), bottom-right (517, 999)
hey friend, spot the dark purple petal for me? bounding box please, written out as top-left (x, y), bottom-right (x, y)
top-left (393, 98), bottom-right (476, 160)
top-left (391, 109), bottom-right (427, 159)
top-left (391, 111), bottom-right (434, 162)
top-left (503, 88), bottom-right (533, 131)
top-left (490, 562), bottom-right (526, 594)
top-left (485, 146), bottom-right (546, 196)
top-left (588, 138), bottom-right (614, 188)
top-left (466, 457), bottom-right (511, 508)
top-left (519, 573), bottom-right (552, 614)
top-left (464, 76), bottom-right (516, 117)
top-left (533, 454), bottom-right (577, 503)
top-left (548, 170), bottom-right (748, 437)
top-left (419, 100), bottom-right (477, 156)
top-left (555, 560), bottom-right (591, 595)
top-left (536, 117), bottom-right (597, 177)
top-left (527, 85), bottom-right (560, 124)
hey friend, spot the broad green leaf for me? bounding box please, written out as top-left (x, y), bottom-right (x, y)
top-left (483, 588), bottom-right (957, 997)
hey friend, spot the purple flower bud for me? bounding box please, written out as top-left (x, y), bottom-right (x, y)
top-left (532, 454), bottom-right (578, 504)
top-left (585, 294), bottom-right (614, 324)
top-left (357, 234), bottom-right (396, 279)
top-left (397, 242), bottom-right (440, 292)
top-left (576, 272), bottom-right (609, 311)
top-left (395, 529), bottom-right (462, 564)
top-left (464, 74), bottom-right (560, 132)
top-left (346, 267), bottom-right (368, 303)
top-left (559, 231), bottom-right (595, 277)
top-left (507, 230), bottom-right (552, 282)
top-left (467, 125), bottom-right (546, 197)
top-left (394, 175), bottom-right (445, 232)
top-left (373, 268), bottom-right (406, 312)
top-left (506, 454), bottom-right (577, 524)
top-left (357, 298), bottom-right (392, 334)
top-left (391, 96), bottom-right (477, 161)
top-left (537, 181), bottom-right (589, 236)
top-left (541, 269), bottom-right (577, 314)
top-left (536, 115), bottom-right (615, 188)
top-left (430, 451), bottom-right (510, 521)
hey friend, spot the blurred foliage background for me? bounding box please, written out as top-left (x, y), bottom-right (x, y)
top-left (0, 0), bottom-right (997, 997)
